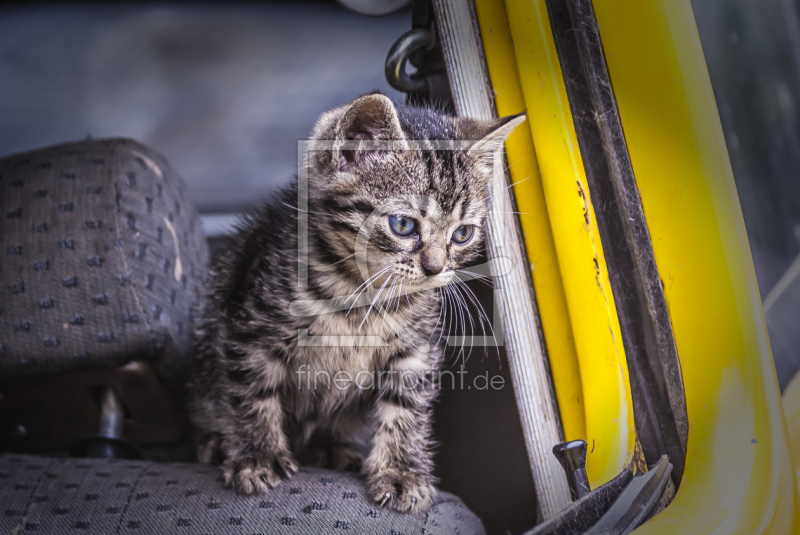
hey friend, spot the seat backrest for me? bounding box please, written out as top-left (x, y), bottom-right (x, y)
top-left (0, 138), bottom-right (208, 388)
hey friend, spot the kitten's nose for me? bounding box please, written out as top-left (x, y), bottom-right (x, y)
top-left (421, 249), bottom-right (445, 276)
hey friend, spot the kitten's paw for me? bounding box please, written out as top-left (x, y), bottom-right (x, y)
top-left (223, 452), bottom-right (298, 495)
top-left (368, 470), bottom-right (436, 514)
top-left (330, 444), bottom-right (364, 472)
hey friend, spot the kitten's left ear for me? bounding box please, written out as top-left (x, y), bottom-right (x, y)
top-left (461, 113), bottom-right (527, 168)
top-left (336, 93), bottom-right (409, 173)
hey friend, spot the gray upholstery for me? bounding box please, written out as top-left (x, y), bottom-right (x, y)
top-left (0, 454), bottom-right (485, 535)
top-left (0, 139), bottom-right (208, 384)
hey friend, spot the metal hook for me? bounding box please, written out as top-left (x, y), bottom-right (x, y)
top-left (385, 28), bottom-right (434, 93)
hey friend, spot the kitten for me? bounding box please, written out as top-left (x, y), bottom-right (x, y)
top-left (188, 93), bottom-right (523, 513)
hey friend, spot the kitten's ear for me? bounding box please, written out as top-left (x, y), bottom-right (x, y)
top-left (461, 113), bottom-right (526, 169)
top-left (335, 94), bottom-right (408, 173)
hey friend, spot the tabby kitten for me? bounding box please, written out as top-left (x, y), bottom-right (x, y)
top-left (188, 93), bottom-right (523, 513)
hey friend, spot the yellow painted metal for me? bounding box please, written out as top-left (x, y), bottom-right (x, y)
top-left (479, 0), bottom-right (637, 488)
top-left (784, 373), bottom-right (800, 491)
top-left (590, 0), bottom-right (800, 532)
top-left (472, 0), bottom-right (586, 445)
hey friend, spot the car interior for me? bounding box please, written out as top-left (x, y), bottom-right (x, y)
top-left (2, 1), bottom-right (800, 534)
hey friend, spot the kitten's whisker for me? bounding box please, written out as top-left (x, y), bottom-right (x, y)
top-left (445, 286), bottom-right (463, 365)
top-left (451, 284), bottom-right (474, 355)
top-left (455, 269), bottom-right (494, 290)
top-left (438, 287), bottom-right (453, 350)
top-left (478, 174), bottom-right (533, 204)
top-left (443, 286), bottom-right (463, 364)
top-left (436, 288), bottom-right (447, 343)
top-left (390, 279), bottom-right (404, 333)
top-left (347, 276), bottom-right (375, 306)
top-left (455, 269), bottom-right (492, 281)
top-left (346, 271), bottom-right (385, 316)
top-left (430, 289), bottom-right (446, 345)
top-left (378, 277), bottom-right (401, 335)
top-left (318, 253), bottom-right (355, 269)
top-left (439, 289), bottom-right (449, 347)
top-left (346, 281), bottom-right (379, 316)
top-left (444, 287), bottom-right (455, 350)
top-left (357, 274), bottom-right (393, 333)
top-left (345, 267), bottom-right (390, 308)
top-left (503, 156), bottom-right (523, 173)
top-left (346, 269), bottom-right (390, 317)
top-left (451, 282), bottom-right (480, 362)
top-left (356, 267), bottom-right (390, 293)
top-left (396, 280), bottom-right (404, 317)
top-left (388, 278), bottom-right (403, 323)
top-left (455, 288), bottom-right (469, 366)
top-left (490, 211), bottom-right (532, 215)
top-left (437, 287), bottom-right (449, 348)
top-left (374, 275), bottom-right (397, 332)
top-left (455, 279), bottom-right (497, 348)
top-left (396, 164), bottom-right (418, 188)
top-left (281, 202), bottom-right (333, 218)
top-left (453, 286), bottom-right (469, 364)
top-left (455, 281), bottom-right (486, 339)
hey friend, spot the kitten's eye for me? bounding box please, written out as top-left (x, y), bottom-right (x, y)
top-left (388, 215), bottom-right (417, 237)
top-left (451, 225), bottom-right (474, 244)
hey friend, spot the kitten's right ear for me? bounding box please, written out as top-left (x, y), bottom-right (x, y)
top-left (458, 114), bottom-right (526, 172)
top-left (334, 94), bottom-right (409, 173)
top-left (464, 113), bottom-right (525, 154)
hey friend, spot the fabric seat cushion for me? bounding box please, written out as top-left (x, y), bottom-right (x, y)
top-left (0, 454), bottom-right (485, 534)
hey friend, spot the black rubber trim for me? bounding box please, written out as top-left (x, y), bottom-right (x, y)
top-left (523, 468), bottom-right (634, 535)
top-left (546, 0), bottom-right (688, 488)
top-left (585, 456), bottom-right (674, 535)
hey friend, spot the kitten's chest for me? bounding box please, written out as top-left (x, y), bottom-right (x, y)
top-left (280, 288), bottom-right (439, 411)
top-left (294, 310), bottom-right (406, 376)
top-left (284, 311), bottom-right (413, 407)
top-left (284, 342), bottom-right (382, 418)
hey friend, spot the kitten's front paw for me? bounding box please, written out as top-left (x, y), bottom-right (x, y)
top-left (222, 452), bottom-right (298, 495)
top-left (368, 469), bottom-right (436, 514)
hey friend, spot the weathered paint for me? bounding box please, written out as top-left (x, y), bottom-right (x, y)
top-left (478, 0), bottom-right (637, 488)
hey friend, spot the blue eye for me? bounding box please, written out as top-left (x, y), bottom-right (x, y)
top-left (388, 215), bottom-right (417, 237)
top-left (452, 225), bottom-right (474, 244)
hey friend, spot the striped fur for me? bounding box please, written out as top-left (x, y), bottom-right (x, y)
top-left (188, 94), bottom-right (523, 513)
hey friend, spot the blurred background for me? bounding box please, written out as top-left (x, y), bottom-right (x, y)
top-left (2, 0), bottom-right (800, 533)
top-left (0, 1), bottom-right (406, 214)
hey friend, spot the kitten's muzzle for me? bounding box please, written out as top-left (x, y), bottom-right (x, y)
top-left (420, 248), bottom-right (445, 276)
